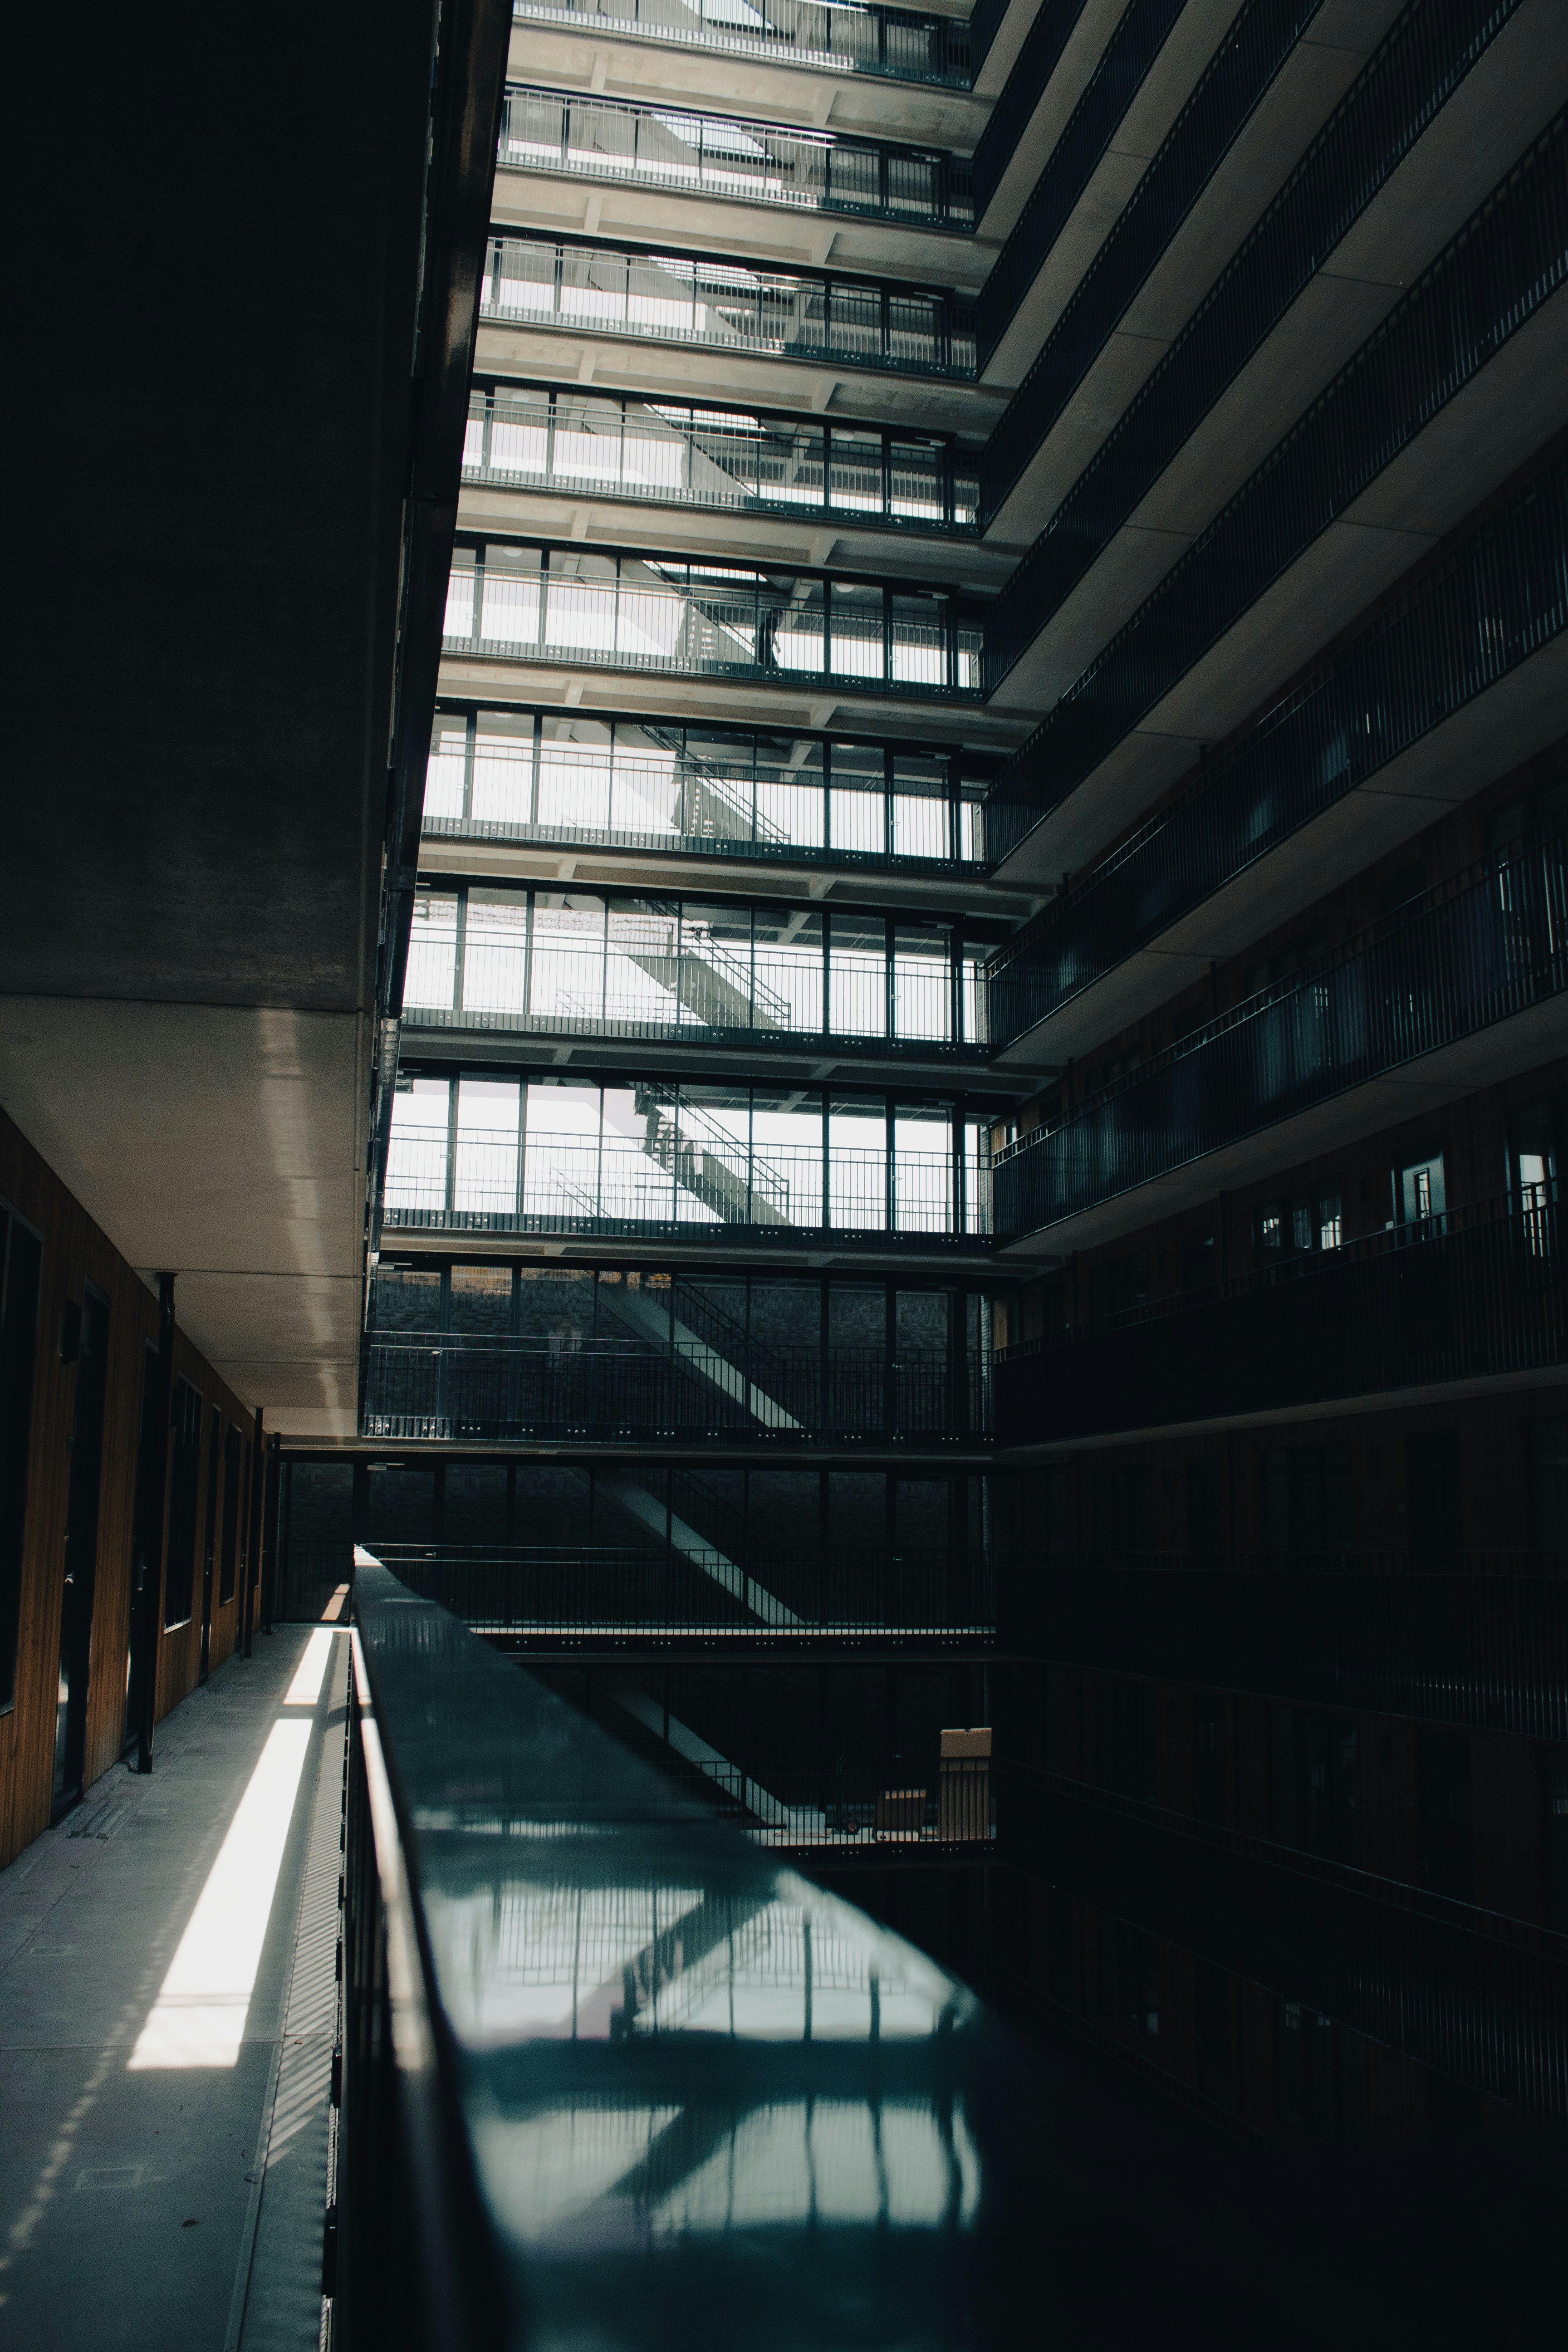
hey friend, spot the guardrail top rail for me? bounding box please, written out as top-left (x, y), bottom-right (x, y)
top-left (342, 1558), bottom-right (1067, 2349)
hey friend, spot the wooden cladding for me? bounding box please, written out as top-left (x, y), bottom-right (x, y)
top-left (0, 1107), bottom-right (257, 1872)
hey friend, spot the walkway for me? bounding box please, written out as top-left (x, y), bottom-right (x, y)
top-left (0, 1625), bottom-right (347, 2352)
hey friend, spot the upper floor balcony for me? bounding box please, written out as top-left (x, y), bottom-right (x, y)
top-left (461, 384), bottom-right (980, 536)
top-left (424, 708), bottom-right (993, 878)
top-left (509, 0), bottom-right (976, 89)
top-left (498, 84), bottom-right (974, 228)
top-left (480, 232), bottom-right (979, 377)
top-left (441, 540), bottom-right (985, 700)
top-left (992, 815), bottom-right (1568, 1252)
top-left (995, 1180), bottom-right (1568, 1443)
top-left (402, 882), bottom-right (1002, 1073)
top-left (363, 1258), bottom-right (993, 1448)
top-left (382, 1071), bottom-right (995, 1253)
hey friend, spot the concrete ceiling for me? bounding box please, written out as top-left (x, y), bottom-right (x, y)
top-left (6, 0), bottom-right (495, 1433)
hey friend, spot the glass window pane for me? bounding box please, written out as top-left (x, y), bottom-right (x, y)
top-left (472, 711), bottom-right (534, 826)
top-left (831, 582), bottom-right (883, 680)
top-left (387, 1078), bottom-right (450, 1216)
top-left (753, 1086), bottom-right (823, 1228)
top-left (449, 1265), bottom-right (514, 1333)
top-left (829, 1096), bottom-right (886, 1230)
top-left (894, 1103), bottom-right (951, 1233)
top-left (426, 718), bottom-right (468, 820)
top-left (893, 923), bottom-right (951, 1042)
top-left (829, 912), bottom-right (886, 1038)
top-left (752, 906), bottom-right (823, 1034)
top-left (463, 891), bottom-right (530, 1018)
top-left (455, 1078), bottom-right (521, 1217)
top-left (373, 1264), bottom-right (443, 1331)
top-left (530, 894), bottom-right (606, 1024)
top-left (406, 892), bottom-right (459, 1011)
top-left (537, 716), bottom-right (612, 832)
top-left (525, 1077), bottom-right (605, 1224)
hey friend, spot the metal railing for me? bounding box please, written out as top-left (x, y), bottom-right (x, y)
top-left (368, 1539), bottom-right (996, 1632)
top-left (976, 0), bottom-right (1190, 356)
top-left (1004, 1768), bottom-right (1568, 2121)
top-left (983, 102), bottom-right (1568, 701)
top-left (402, 899), bottom-right (986, 1055)
top-left (992, 820), bottom-right (1568, 1241)
top-left (338, 1559), bottom-right (1032, 2351)
top-left (479, 232), bottom-right (979, 375)
top-left (423, 721), bottom-right (988, 870)
top-left (362, 1334), bottom-right (989, 1440)
top-left (982, 0), bottom-right (1522, 572)
top-left (385, 1127), bottom-right (988, 1239)
top-left (510, 0), bottom-right (975, 86)
top-left (498, 85), bottom-right (973, 225)
top-left (1001, 1559), bottom-right (1568, 1740)
top-left (995, 1183), bottom-right (1568, 1437)
top-left (462, 388), bottom-right (980, 530)
top-left (443, 550), bottom-right (985, 697)
top-left (989, 446), bottom-right (1568, 1018)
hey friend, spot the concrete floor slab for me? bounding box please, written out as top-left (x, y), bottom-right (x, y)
top-left (0, 1624), bottom-right (346, 2352)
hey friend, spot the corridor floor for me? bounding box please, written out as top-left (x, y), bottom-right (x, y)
top-left (0, 1625), bottom-right (347, 2352)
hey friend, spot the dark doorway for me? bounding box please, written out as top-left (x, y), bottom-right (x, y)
top-left (199, 1403), bottom-right (221, 1680)
top-left (54, 1287), bottom-right (111, 1815)
top-left (124, 1342), bottom-right (162, 1752)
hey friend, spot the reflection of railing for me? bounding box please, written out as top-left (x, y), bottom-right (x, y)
top-left (993, 830), bottom-right (1568, 1239)
top-left (463, 390), bottom-right (979, 531)
top-left (368, 1540), bottom-right (996, 1632)
top-left (1000, 1558), bottom-right (1568, 1740)
top-left (498, 86), bottom-right (973, 226)
top-left (444, 559), bottom-right (982, 697)
top-left (995, 1186), bottom-right (1568, 1441)
top-left (423, 737), bottom-right (985, 868)
top-left (361, 1335), bottom-right (986, 1439)
top-left (510, 0), bottom-right (974, 88)
top-left (480, 232), bottom-right (979, 377)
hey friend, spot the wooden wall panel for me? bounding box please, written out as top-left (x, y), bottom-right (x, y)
top-left (0, 1107), bottom-right (258, 1871)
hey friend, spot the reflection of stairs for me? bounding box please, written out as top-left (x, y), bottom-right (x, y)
top-left (632, 1086), bottom-right (792, 1224)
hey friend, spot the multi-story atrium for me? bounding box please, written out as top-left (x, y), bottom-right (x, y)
top-left (7, 0), bottom-right (1568, 2342)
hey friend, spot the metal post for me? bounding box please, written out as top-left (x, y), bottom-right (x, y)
top-left (242, 1405), bottom-right (264, 1658)
top-left (135, 1271), bottom-right (177, 1773)
top-left (260, 1433), bottom-right (282, 1634)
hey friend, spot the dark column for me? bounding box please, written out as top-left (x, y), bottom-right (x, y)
top-left (135, 1271), bottom-right (176, 1774)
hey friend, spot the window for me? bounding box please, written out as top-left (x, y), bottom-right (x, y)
top-left (1269, 1707), bottom-right (1360, 1864)
top-left (1392, 1147), bottom-right (1446, 1226)
top-left (1255, 1186), bottom-right (1342, 1265)
top-left (1086, 1250), bottom-right (1148, 1322)
top-left (1261, 1442), bottom-right (1352, 1556)
top-left (1181, 1225), bottom-right (1217, 1290)
top-left (1094, 1676), bottom-right (1156, 1801)
top-left (1507, 1093), bottom-right (1562, 1203)
top-left (1100, 1917), bottom-right (1159, 2040)
top-left (0, 1206), bottom-right (43, 1712)
top-left (1404, 1429), bottom-right (1463, 1557)
top-left (1089, 1464), bottom-right (1154, 1556)
top-left (1524, 1420), bottom-right (1568, 1557)
top-left (1185, 1457), bottom-right (1224, 1553)
top-left (1416, 1727), bottom-right (1474, 1902)
top-left (1191, 1691), bottom-right (1226, 1824)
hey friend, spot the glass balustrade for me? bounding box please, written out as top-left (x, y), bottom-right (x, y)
top-left (498, 86), bottom-right (973, 226)
top-left (480, 235), bottom-right (978, 377)
top-left (510, 0), bottom-right (974, 88)
top-left (992, 820), bottom-right (1568, 1244)
top-left (425, 710), bottom-right (990, 868)
top-left (401, 886), bottom-right (995, 1056)
top-left (443, 543), bottom-right (984, 695)
top-left (383, 1074), bottom-right (993, 1239)
top-left (463, 387), bottom-right (980, 530)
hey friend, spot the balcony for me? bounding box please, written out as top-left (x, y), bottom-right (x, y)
top-left (984, 110), bottom-right (1568, 702)
top-left (995, 1184), bottom-right (1568, 1441)
top-left (383, 1073), bottom-right (994, 1247)
top-left (510, 0), bottom-right (975, 88)
top-left (1000, 1559), bottom-right (1568, 1740)
top-left (992, 821), bottom-right (1568, 1245)
top-left (1001, 1769), bottom-right (1568, 2122)
top-left (442, 543), bottom-right (985, 698)
top-left (989, 455), bottom-right (1568, 1037)
top-left (402, 887), bottom-right (995, 1066)
top-left (498, 85), bottom-right (974, 226)
top-left (363, 1536), bottom-right (995, 1637)
top-left (424, 710), bottom-right (990, 872)
top-left (480, 233), bottom-right (979, 375)
top-left (981, 0), bottom-right (1524, 526)
top-left (462, 387), bottom-right (981, 534)
top-left (362, 1328), bottom-right (990, 1442)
